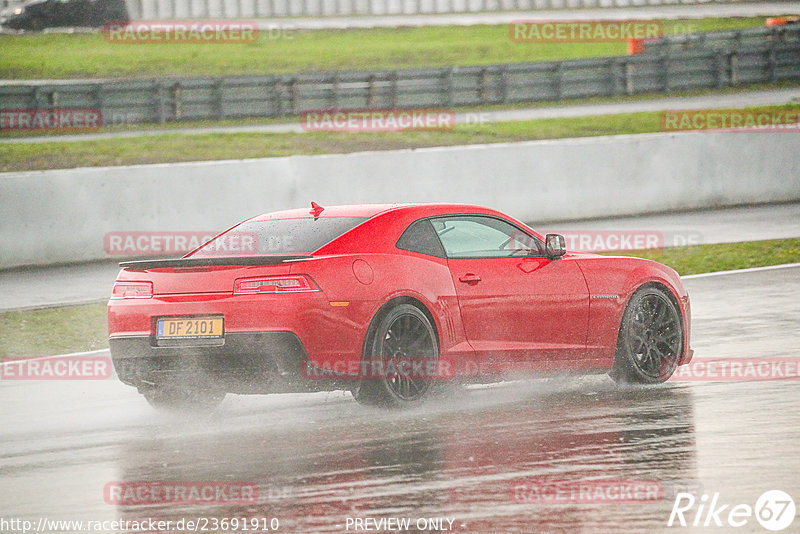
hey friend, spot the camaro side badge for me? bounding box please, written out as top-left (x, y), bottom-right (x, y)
top-left (592, 295), bottom-right (619, 299)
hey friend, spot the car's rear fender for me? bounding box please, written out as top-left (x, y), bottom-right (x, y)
top-left (288, 252), bottom-right (469, 365)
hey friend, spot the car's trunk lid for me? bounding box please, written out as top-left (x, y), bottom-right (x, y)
top-left (117, 255), bottom-right (309, 295)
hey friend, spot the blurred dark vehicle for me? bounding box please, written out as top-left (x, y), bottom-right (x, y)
top-left (0, 0), bottom-right (128, 30)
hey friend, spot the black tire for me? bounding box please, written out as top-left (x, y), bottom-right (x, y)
top-left (353, 304), bottom-right (440, 408)
top-left (142, 386), bottom-right (225, 413)
top-left (611, 286), bottom-right (683, 385)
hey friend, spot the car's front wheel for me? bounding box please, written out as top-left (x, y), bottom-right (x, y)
top-left (353, 304), bottom-right (440, 408)
top-left (141, 386), bottom-right (225, 412)
top-left (611, 286), bottom-right (683, 384)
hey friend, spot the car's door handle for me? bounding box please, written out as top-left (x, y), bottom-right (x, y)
top-left (458, 273), bottom-right (481, 284)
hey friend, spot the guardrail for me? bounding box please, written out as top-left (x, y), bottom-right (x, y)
top-left (122, 0), bottom-right (781, 20)
top-left (1, 25), bottom-right (799, 126)
top-left (643, 23), bottom-right (800, 54)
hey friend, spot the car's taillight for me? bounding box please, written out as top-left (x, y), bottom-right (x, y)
top-left (234, 275), bottom-right (319, 294)
top-left (111, 281), bottom-right (153, 299)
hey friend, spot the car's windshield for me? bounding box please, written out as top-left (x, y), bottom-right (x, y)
top-left (189, 217), bottom-right (367, 256)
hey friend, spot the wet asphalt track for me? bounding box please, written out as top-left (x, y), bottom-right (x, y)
top-left (1, 265), bottom-right (799, 533)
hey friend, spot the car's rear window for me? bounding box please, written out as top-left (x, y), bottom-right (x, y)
top-left (189, 217), bottom-right (367, 256)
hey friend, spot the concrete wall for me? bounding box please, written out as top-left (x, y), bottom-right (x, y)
top-left (1, 131), bottom-right (799, 269)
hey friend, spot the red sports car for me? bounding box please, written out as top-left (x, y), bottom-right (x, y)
top-left (108, 203), bottom-right (693, 409)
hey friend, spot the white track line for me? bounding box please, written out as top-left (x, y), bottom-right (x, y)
top-left (681, 262), bottom-right (800, 279)
top-left (0, 348), bottom-right (110, 366)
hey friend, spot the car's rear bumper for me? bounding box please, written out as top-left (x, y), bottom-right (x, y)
top-left (109, 332), bottom-right (345, 394)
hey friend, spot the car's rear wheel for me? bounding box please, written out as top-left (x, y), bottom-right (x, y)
top-left (354, 304), bottom-right (439, 408)
top-left (611, 286), bottom-right (683, 384)
top-left (142, 386), bottom-right (225, 412)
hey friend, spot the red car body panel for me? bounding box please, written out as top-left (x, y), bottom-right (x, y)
top-left (108, 203), bottom-right (693, 392)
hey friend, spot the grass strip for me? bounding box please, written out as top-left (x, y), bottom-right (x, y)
top-left (2, 104), bottom-right (797, 172)
top-left (0, 302), bottom-right (108, 359)
top-left (598, 238), bottom-right (800, 276)
top-left (0, 17), bottom-right (776, 79)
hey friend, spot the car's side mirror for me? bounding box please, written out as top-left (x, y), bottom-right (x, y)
top-left (545, 234), bottom-right (566, 259)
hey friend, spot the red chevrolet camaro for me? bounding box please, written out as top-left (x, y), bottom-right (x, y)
top-left (108, 203), bottom-right (693, 410)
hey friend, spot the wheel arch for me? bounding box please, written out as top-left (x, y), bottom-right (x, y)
top-left (631, 280), bottom-right (682, 311)
top-left (361, 296), bottom-right (441, 357)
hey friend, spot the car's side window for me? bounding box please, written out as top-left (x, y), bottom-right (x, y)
top-left (430, 216), bottom-right (542, 259)
top-left (396, 219), bottom-right (447, 258)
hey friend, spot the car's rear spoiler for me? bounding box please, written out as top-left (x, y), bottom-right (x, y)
top-left (119, 255), bottom-right (312, 270)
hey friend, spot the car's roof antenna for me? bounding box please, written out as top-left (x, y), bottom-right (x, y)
top-left (309, 201), bottom-right (324, 219)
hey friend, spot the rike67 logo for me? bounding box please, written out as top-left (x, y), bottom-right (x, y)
top-left (668, 490), bottom-right (795, 531)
